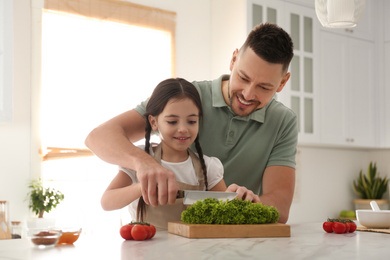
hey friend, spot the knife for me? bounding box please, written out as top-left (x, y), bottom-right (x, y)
top-left (176, 190), bottom-right (238, 205)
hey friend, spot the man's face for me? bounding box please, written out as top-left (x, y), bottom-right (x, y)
top-left (227, 47), bottom-right (290, 117)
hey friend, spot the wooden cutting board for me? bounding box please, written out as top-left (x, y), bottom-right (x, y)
top-left (167, 221), bottom-right (290, 238)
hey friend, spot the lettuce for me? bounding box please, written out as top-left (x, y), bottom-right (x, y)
top-left (181, 198), bottom-right (280, 224)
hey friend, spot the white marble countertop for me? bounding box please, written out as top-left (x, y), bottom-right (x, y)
top-left (1, 222), bottom-right (390, 260)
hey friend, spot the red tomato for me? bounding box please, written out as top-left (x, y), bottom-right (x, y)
top-left (332, 222), bottom-right (346, 234)
top-left (131, 224), bottom-right (148, 241)
top-left (144, 225), bottom-right (152, 240)
top-left (323, 222), bottom-right (333, 233)
top-left (344, 222), bottom-right (350, 233)
top-left (149, 224), bottom-right (156, 239)
top-left (120, 224), bottom-right (134, 240)
top-left (347, 222), bottom-right (357, 233)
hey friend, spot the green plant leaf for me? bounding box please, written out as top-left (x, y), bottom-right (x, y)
top-left (353, 162), bottom-right (388, 200)
top-left (27, 178), bottom-right (64, 217)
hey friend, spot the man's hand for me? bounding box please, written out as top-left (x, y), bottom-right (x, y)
top-left (136, 161), bottom-right (180, 207)
top-left (226, 183), bottom-right (261, 203)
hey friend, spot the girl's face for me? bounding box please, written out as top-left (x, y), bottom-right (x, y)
top-left (148, 97), bottom-right (200, 162)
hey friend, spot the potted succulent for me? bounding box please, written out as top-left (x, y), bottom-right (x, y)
top-left (352, 162), bottom-right (389, 210)
top-left (27, 178), bottom-right (64, 228)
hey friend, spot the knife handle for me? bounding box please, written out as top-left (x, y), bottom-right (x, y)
top-left (176, 190), bottom-right (184, 198)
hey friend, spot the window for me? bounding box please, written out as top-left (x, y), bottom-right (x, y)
top-left (40, 0), bottom-right (175, 235)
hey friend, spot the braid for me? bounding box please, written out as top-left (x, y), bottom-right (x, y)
top-left (136, 118), bottom-right (153, 222)
top-left (194, 136), bottom-right (208, 191)
top-left (144, 118), bottom-right (153, 154)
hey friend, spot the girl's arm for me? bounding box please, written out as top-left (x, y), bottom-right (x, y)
top-left (209, 179), bottom-right (227, 191)
top-left (101, 170), bottom-right (142, 211)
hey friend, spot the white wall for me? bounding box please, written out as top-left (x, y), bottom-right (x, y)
top-left (125, 0), bottom-right (212, 82)
top-left (0, 0), bottom-right (32, 223)
top-left (1, 0), bottom-right (390, 225)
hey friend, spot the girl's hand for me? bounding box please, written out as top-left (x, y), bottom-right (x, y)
top-left (226, 183), bottom-right (261, 203)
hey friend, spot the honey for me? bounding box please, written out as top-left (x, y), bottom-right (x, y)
top-left (57, 231), bottom-right (80, 244)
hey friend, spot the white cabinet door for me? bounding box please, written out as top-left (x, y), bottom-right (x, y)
top-left (385, 1), bottom-right (390, 42)
top-left (319, 31), bottom-right (375, 147)
top-left (319, 32), bottom-right (348, 145)
top-left (282, 3), bottom-right (319, 144)
top-left (346, 38), bottom-right (375, 147)
top-left (383, 42), bottom-right (390, 147)
top-left (248, 0), bottom-right (320, 144)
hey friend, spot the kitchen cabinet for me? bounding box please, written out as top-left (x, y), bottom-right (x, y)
top-left (319, 31), bottom-right (375, 147)
top-left (280, 3), bottom-right (320, 144)
top-left (381, 0), bottom-right (390, 147)
top-left (213, 0), bottom-right (381, 148)
top-left (383, 41), bottom-right (390, 147)
top-left (248, 0), bottom-right (320, 144)
top-left (385, 0), bottom-right (390, 42)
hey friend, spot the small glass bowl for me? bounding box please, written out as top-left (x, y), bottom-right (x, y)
top-left (28, 228), bottom-right (62, 248)
top-left (57, 227), bottom-right (82, 245)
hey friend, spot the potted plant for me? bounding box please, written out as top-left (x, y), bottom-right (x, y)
top-left (27, 178), bottom-right (64, 228)
top-left (352, 162), bottom-right (389, 210)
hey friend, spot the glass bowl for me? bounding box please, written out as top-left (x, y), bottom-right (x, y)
top-left (28, 228), bottom-right (62, 248)
top-left (57, 227), bottom-right (82, 245)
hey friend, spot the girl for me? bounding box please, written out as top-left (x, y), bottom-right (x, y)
top-left (100, 78), bottom-right (227, 229)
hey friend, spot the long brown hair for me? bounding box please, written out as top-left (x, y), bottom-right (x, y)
top-left (137, 78), bottom-right (208, 222)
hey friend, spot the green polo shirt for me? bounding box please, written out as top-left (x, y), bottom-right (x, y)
top-left (134, 75), bottom-right (298, 195)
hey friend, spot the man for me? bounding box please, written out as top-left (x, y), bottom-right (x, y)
top-left (85, 23), bottom-right (297, 223)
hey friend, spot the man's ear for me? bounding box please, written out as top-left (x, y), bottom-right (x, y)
top-left (229, 49), bottom-right (239, 71)
top-left (148, 115), bottom-right (158, 131)
top-left (277, 72), bottom-right (291, 93)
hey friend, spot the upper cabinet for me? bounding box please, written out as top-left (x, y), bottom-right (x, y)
top-left (319, 32), bottom-right (375, 147)
top-left (318, 1), bottom-right (376, 148)
top-left (212, 0), bottom-right (382, 148)
top-left (247, 0), bottom-right (320, 144)
top-left (380, 0), bottom-right (390, 147)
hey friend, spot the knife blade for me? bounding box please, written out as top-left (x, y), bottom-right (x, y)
top-left (176, 190), bottom-right (238, 205)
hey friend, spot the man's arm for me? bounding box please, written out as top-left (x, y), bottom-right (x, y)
top-left (85, 109), bottom-right (179, 206)
top-left (260, 165), bottom-right (295, 224)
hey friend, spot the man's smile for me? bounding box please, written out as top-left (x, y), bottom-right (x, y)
top-left (238, 96), bottom-right (252, 106)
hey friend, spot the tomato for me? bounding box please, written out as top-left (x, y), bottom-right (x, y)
top-left (120, 222), bottom-right (157, 241)
top-left (323, 221), bottom-right (333, 233)
top-left (347, 222), bottom-right (357, 233)
top-left (120, 224), bottom-right (134, 240)
top-left (332, 222), bottom-right (346, 234)
top-left (323, 218), bottom-right (357, 234)
top-left (144, 225), bottom-right (153, 240)
top-left (344, 222), bottom-right (350, 233)
top-left (131, 224), bottom-right (148, 241)
top-left (149, 224), bottom-right (156, 239)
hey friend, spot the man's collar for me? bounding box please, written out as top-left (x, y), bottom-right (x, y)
top-left (211, 74), bottom-right (271, 123)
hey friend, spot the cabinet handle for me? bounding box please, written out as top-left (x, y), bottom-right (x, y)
top-left (345, 29), bottom-right (354, 33)
top-left (346, 138), bottom-right (355, 142)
